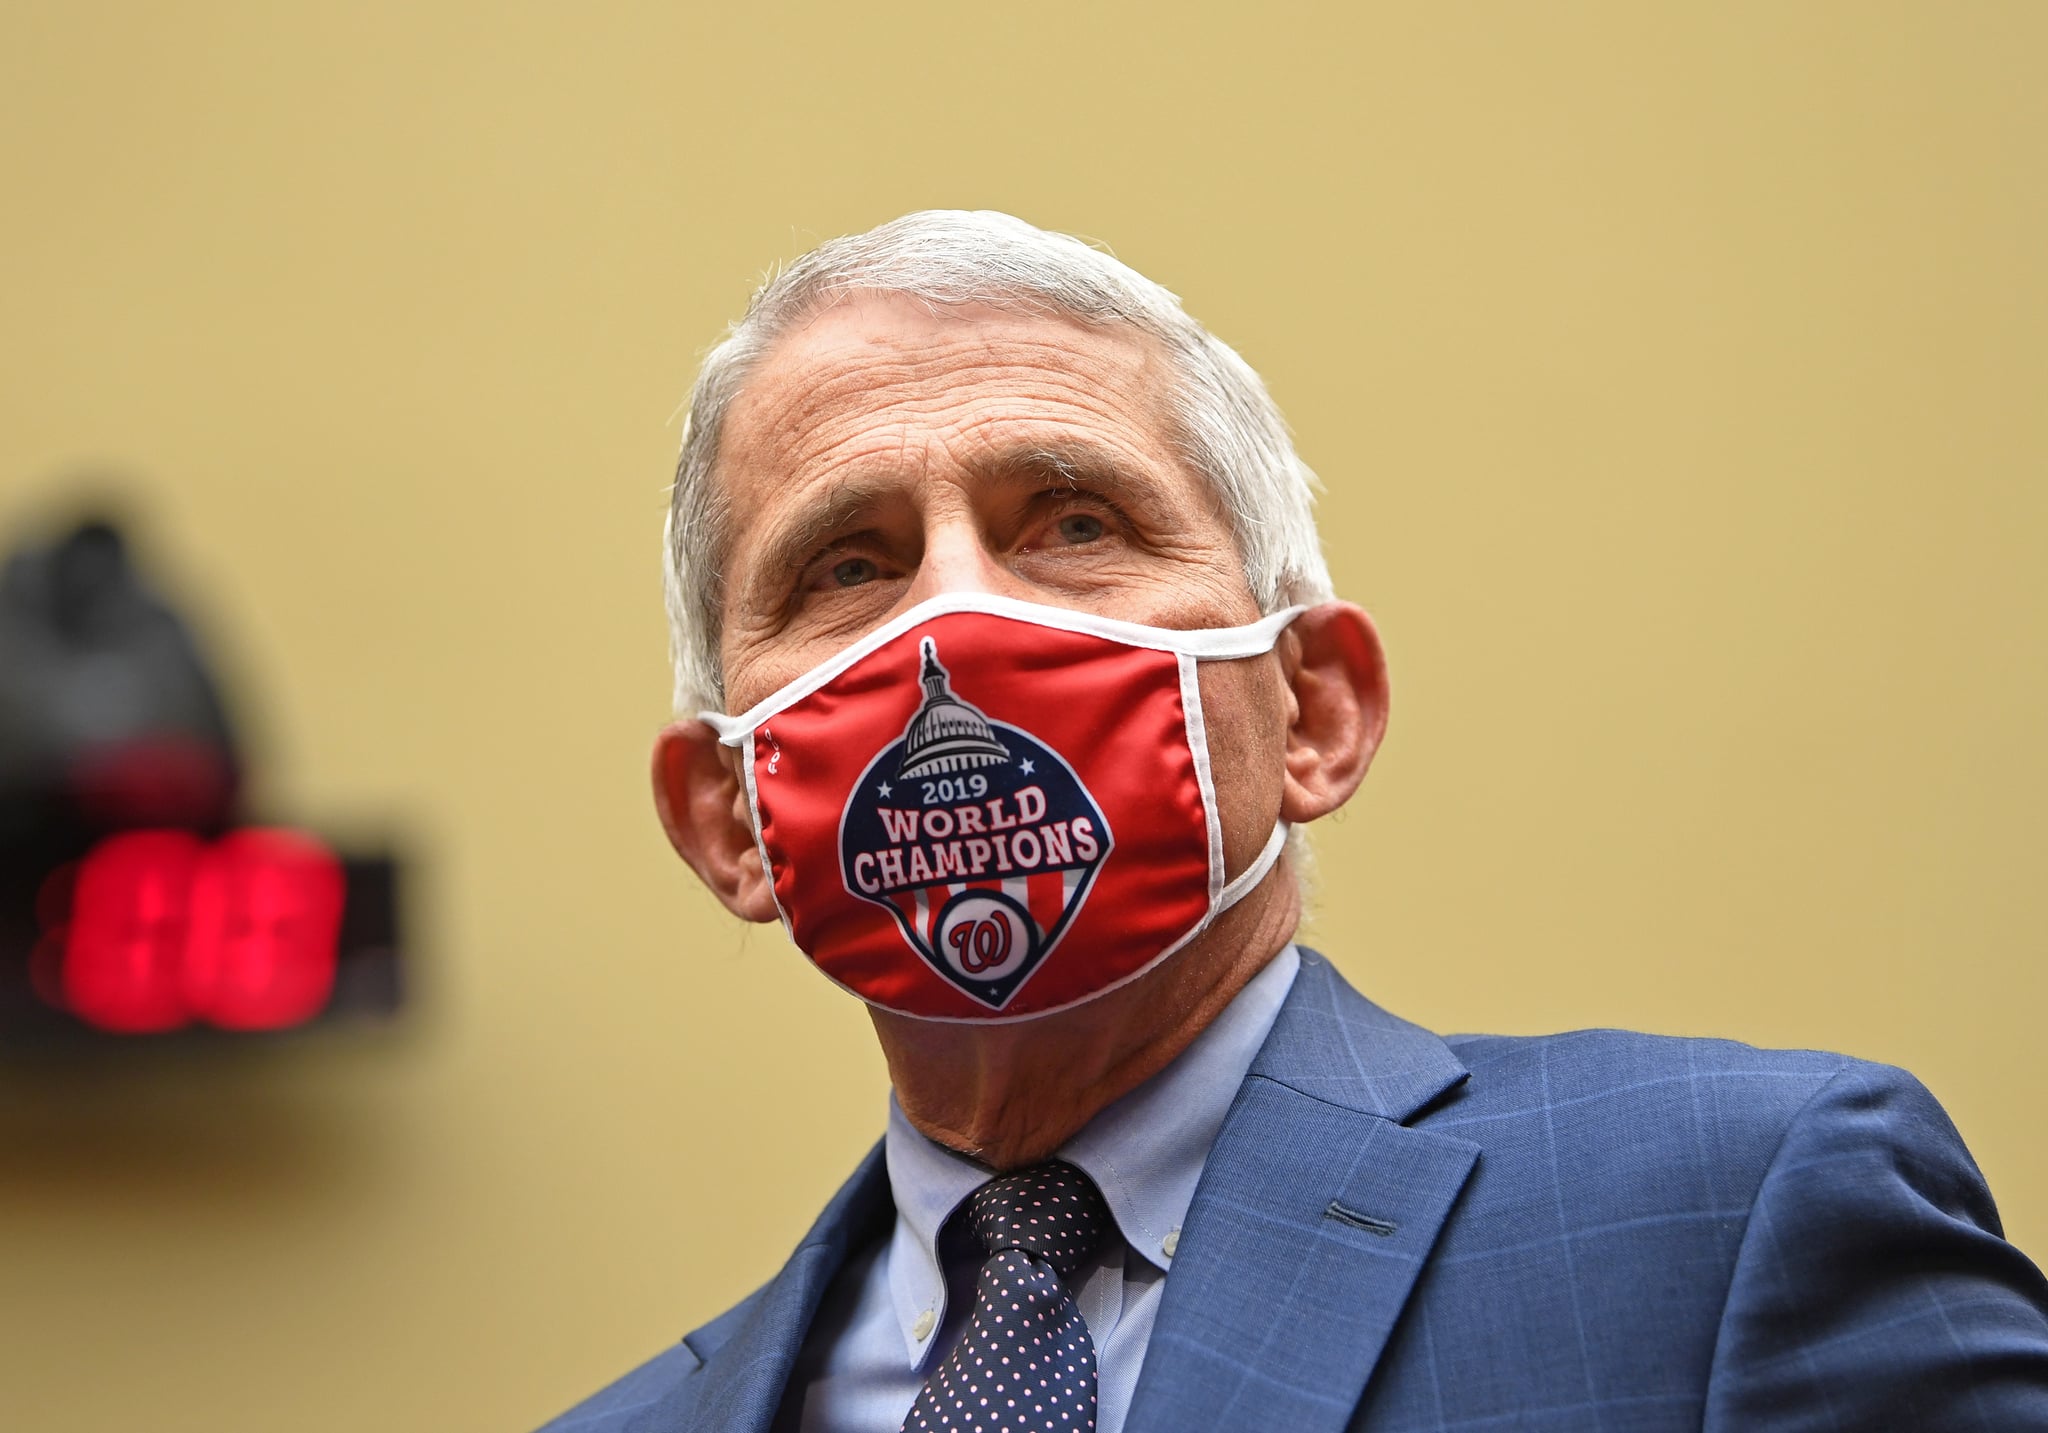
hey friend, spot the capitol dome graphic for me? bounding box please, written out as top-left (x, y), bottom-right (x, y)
top-left (896, 639), bottom-right (1011, 780)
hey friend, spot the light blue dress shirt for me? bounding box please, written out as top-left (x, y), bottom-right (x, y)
top-left (772, 945), bottom-right (1301, 1433)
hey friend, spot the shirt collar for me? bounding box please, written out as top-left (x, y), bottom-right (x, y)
top-left (882, 943), bottom-right (1302, 1364)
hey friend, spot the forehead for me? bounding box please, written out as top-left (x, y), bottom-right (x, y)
top-left (714, 295), bottom-right (1185, 510)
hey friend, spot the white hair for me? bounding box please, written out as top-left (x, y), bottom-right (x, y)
top-left (663, 209), bottom-right (1334, 715)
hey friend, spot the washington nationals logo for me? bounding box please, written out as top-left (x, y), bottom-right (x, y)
top-left (839, 638), bottom-right (1113, 1010)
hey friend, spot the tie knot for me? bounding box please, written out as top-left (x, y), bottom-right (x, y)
top-left (966, 1160), bottom-right (1110, 1277)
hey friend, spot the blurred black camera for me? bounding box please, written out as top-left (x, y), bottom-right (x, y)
top-left (0, 514), bottom-right (401, 1044)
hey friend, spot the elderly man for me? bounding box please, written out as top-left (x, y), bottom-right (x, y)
top-left (542, 212), bottom-right (2048, 1433)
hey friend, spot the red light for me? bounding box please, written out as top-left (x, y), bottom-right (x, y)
top-left (55, 828), bottom-right (345, 1034)
top-left (63, 831), bottom-right (203, 1033)
top-left (183, 830), bottom-right (344, 1030)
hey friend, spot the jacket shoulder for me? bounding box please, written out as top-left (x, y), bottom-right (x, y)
top-left (1420, 1028), bottom-right (1923, 1210)
top-left (529, 1283), bottom-right (768, 1432)
top-left (1445, 1024), bottom-right (1860, 1075)
top-left (531, 1340), bottom-right (702, 1432)
top-left (1443, 1026), bottom-right (1865, 1126)
top-left (529, 1143), bottom-right (891, 1432)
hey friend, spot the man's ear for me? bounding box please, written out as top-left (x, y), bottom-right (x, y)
top-left (1277, 601), bottom-right (1390, 825)
top-left (651, 721), bottom-right (780, 923)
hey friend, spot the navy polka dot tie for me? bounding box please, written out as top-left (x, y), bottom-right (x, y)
top-left (902, 1161), bottom-right (1111, 1433)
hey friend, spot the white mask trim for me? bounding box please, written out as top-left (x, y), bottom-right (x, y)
top-left (699, 592), bottom-right (1306, 745)
top-left (1178, 652), bottom-right (1227, 905)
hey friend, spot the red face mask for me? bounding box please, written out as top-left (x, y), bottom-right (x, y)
top-left (703, 593), bottom-right (1301, 1022)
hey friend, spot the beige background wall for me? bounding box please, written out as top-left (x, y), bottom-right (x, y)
top-left (2, 4), bottom-right (2042, 1429)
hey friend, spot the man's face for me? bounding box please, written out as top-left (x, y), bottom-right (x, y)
top-left (711, 293), bottom-right (1291, 872)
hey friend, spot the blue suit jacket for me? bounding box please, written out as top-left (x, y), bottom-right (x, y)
top-left (541, 951), bottom-right (2048, 1430)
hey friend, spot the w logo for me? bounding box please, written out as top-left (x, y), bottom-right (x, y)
top-left (838, 639), bottom-right (1112, 1010)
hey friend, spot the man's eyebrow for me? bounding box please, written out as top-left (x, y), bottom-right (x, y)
top-left (752, 476), bottom-right (895, 584)
top-left (985, 441), bottom-right (1165, 504)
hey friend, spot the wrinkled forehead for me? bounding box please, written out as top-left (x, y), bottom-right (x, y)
top-left (714, 294), bottom-right (1188, 506)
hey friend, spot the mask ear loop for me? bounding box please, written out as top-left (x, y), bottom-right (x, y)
top-left (1215, 820), bottom-right (1290, 914)
top-left (739, 731), bottom-right (797, 939)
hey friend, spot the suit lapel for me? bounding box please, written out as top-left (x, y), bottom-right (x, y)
top-left (627, 1143), bottom-right (892, 1433)
top-left (1126, 952), bottom-right (1479, 1433)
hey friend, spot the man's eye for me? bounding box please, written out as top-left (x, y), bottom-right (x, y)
top-left (1056, 513), bottom-right (1106, 545)
top-left (830, 557), bottom-right (879, 587)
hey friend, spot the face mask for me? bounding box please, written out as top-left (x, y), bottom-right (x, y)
top-left (701, 592), bottom-right (1302, 1022)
